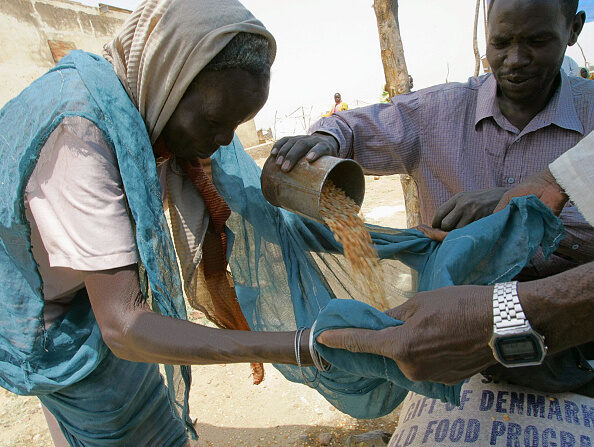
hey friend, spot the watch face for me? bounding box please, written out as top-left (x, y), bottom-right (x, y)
top-left (497, 336), bottom-right (540, 364)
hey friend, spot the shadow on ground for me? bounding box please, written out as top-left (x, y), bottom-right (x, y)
top-left (193, 418), bottom-right (398, 447)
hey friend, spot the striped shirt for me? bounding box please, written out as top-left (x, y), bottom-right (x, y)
top-left (310, 71), bottom-right (594, 278)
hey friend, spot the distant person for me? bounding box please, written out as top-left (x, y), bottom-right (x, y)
top-left (562, 54), bottom-right (581, 76)
top-left (408, 74), bottom-right (414, 91)
top-left (324, 92), bottom-right (348, 116)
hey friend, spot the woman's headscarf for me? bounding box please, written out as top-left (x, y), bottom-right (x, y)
top-left (104, 0), bottom-right (276, 143)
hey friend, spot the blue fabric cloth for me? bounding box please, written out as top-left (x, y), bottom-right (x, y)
top-left (311, 197), bottom-right (565, 417)
top-left (211, 138), bottom-right (565, 419)
top-left (39, 343), bottom-right (187, 447)
top-left (0, 51), bottom-right (195, 439)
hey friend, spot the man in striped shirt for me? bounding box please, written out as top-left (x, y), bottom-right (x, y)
top-left (272, 0), bottom-right (593, 281)
top-left (272, 0), bottom-right (593, 400)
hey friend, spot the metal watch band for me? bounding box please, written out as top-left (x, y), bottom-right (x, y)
top-left (492, 281), bottom-right (531, 331)
top-left (490, 281), bottom-right (547, 367)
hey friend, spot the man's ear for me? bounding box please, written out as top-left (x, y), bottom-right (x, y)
top-left (567, 11), bottom-right (586, 46)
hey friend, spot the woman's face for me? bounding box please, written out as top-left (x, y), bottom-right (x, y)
top-left (161, 68), bottom-right (269, 160)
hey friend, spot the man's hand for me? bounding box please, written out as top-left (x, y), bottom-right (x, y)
top-left (432, 187), bottom-right (509, 231)
top-left (493, 168), bottom-right (568, 214)
top-left (270, 133), bottom-right (339, 172)
top-left (316, 285), bottom-right (497, 385)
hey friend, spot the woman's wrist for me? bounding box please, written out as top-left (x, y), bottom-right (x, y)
top-left (298, 329), bottom-right (313, 365)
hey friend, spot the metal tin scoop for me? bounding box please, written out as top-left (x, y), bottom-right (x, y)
top-left (261, 154), bottom-right (365, 223)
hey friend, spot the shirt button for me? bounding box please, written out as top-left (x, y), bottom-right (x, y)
top-left (507, 177), bottom-right (515, 184)
top-left (572, 244), bottom-right (580, 250)
top-left (515, 137), bottom-right (522, 143)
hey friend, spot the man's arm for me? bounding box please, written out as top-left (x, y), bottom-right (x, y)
top-left (85, 264), bottom-right (312, 366)
top-left (270, 94), bottom-right (422, 174)
top-left (431, 181), bottom-right (593, 264)
top-left (316, 262), bottom-right (594, 385)
top-left (518, 262), bottom-right (594, 353)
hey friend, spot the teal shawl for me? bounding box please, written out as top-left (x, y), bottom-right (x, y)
top-left (0, 50), bottom-right (193, 434)
top-left (211, 134), bottom-right (565, 418)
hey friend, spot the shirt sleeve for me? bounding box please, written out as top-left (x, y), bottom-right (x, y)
top-left (554, 205), bottom-right (594, 265)
top-left (25, 117), bottom-right (138, 271)
top-left (309, 92), bottom-right (423, 176)
top-left (549, 131), bottom-right (594, 226)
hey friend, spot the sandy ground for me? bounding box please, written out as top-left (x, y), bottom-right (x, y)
top-left (0, 168), bottom-right (408, 447)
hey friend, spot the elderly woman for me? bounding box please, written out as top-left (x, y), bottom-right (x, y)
top-left (0, 0), bottom-right (314, 446)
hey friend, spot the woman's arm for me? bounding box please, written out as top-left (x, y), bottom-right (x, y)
top-left (85, 264), bottom-right (312, 366)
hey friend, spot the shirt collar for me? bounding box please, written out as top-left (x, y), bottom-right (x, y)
top-left (545, 70), bottom-right (584, 135)
top-left (474, 74), bottom-right (499, 127)
top-left (474, 70), bottom-right (584, 135)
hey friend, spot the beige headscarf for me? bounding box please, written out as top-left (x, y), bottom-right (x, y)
top-left (104, 0), bottom-right (276, 143)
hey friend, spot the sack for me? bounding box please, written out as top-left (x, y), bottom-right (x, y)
top-left (388, 375), bottom-right (594, 447)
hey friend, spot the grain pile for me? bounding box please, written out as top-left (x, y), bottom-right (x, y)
top-left (320, 180), bottom-right (388, 311)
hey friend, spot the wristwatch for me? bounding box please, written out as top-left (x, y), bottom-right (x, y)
top-left (488, 281), bottom-right (547, 367)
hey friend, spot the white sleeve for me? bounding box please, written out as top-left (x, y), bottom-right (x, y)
top-left (549, 131), bottom-right (594, 227)
top-left (25, 116), bottom-right (138, 271)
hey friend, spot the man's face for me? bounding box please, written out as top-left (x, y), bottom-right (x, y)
top-left (486, 0), bottom-right (582, 104)
top-left (334, 94), bottom-right (341, 103)
top-left (161, 69), bottom-right (269, 160)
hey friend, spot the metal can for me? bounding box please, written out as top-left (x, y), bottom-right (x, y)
top-left (261, 155), bottom-right (365, 223)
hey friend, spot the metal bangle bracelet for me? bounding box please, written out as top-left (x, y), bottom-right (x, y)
top-left (293, 327), bottom-right (301, 366)
top-left (295, 327), bottom-right (318, 386)
top-left (309, 320), bottom-right (330, 373)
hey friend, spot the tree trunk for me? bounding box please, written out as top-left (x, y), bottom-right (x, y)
top-left (483, 0), bottom-right (488, 41)
top-left (373, 0), bottom-right (410, 97)
top-left (373, 0), bottom-right (420, 228)
top-left (473, 0), bottom-right (481, 77)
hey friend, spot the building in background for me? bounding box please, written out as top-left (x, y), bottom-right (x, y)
top-left (0, 0), bottom-right (129, 106)
top-left (0, 0), bottom-right (259, 146)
